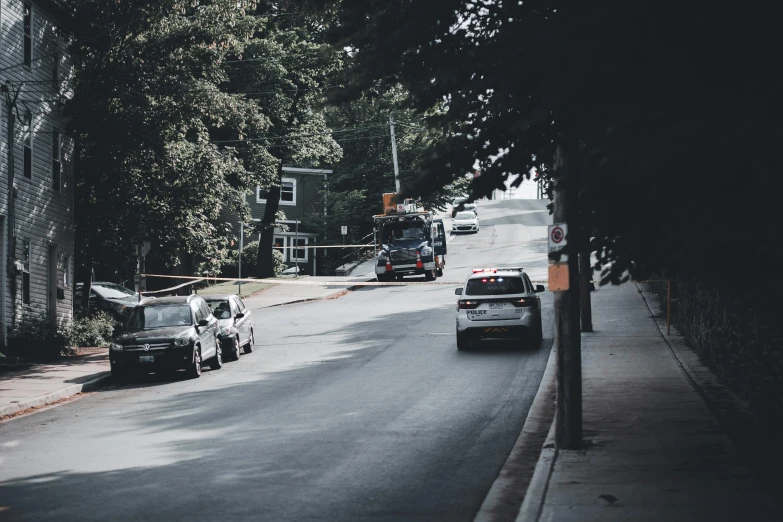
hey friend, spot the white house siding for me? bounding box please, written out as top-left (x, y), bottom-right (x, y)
top-left (0, 0), bottom-right (74, 345)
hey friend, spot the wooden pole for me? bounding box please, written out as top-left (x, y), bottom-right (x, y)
top-left (667, 280), bottom-right (671, 336)
top-left (552, 143), bottom-right (583, 450)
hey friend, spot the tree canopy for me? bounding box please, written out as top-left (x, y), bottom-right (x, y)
top-left (328, 0), bottom-right (782, 291)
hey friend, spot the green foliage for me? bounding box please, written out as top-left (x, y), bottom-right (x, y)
top-left (313, 86), bottom-right (468, 247)
top-left (272, 249), bottom-right (286, 276)
top-left (222, 241), bottom-right (286, 276)
top-left (329, 0), bottom-right (781, 295)
top-left (68, 312), bottom-right (117, 348)
top-left (68, 1), bottom-right (341, 280)
top-left (14, 312), bottom-right (69, 359)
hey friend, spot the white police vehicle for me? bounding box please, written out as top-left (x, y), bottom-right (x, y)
top-left (455, 268), bottom-right (544, 350)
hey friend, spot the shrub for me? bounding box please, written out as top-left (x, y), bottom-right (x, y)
top-left (68, 312), bottom-right (117, 348)
top-left (222, 241), bottom-right (286, 277)
top-left (272, 248), bottom-right (286, 276)
top-left (13, 311), bottom-right (69, 360)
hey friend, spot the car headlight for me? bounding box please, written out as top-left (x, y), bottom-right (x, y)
top-left (173, 337), bottom-right (192, 347)
top-left (110, 343), bottom-right (123, 352)
top-left (420, 246), bottom-right (433, 257)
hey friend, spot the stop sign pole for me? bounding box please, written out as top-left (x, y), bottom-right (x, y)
top-left (550, 143), bottom-right (583, 450)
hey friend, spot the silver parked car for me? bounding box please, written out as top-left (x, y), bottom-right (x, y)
top-left (204, 294), bottom-right (255, 361)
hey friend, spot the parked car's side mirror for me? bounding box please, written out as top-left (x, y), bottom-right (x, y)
top-left (455, 288), bottom-right (463, 295)
top-left (536, 285), bottom-right (545, 293)
top-left (198, 318), bottom-right (209, 327)
top-left (235, 312), bottom-right (245, 319)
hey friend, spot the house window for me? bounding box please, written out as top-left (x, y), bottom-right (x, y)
top-left (23, 110), bottom-right (32, 179)
top-left (280, 179), bottom-right (296, 205)
top-left (256, 178), bottom-right (297, 206)
top-left (22, 239), bottom-right (31, 305)
top-left (273, 236), bottom-right (287, 262)
top-left (52, 129), bottom-right (61, 192)
top-left (23, 3), bottom-right (32, 66)
top-left (292, 238), bottom-right (308, 262)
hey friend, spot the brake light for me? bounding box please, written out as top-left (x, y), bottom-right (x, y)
top-left (386, 261), bottom-right (393, 272)
top-left (458, 300), bottom-right (480, 310)
top-left (511, 298), bottom-right (533, 307)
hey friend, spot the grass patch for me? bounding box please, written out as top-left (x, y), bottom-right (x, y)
top-left (196, 280), bottom-right (272, 297)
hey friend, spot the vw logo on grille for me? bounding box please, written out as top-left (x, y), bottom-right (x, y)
top-left (143, 344), bottom-right (150, 352)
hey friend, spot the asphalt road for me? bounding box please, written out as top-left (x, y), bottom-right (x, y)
top-left (0, 199), bottom-right (553, 522)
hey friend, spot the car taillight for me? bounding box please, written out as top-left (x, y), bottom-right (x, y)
top-left (511, 298), bottom-right (533, 307)
top-left (458, 300), bottom-right (480, 310)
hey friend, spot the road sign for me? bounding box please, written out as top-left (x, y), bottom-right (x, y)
top-left (341, 226), bottom-right (348, 235)
top-left (548, 223), bottom-right (568, 253)
top-left (549, 263), bottom-right (569, 291)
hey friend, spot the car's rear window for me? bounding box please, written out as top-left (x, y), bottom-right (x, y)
top-left (465, 276), bottom-right (525, 296)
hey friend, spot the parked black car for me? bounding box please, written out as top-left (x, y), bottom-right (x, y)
top-left (110, 295), bottom-right (222, 380)
top-left (74, 282), bottom-right (140, 321)
top-left (204, 294), bottom-right (255, 361)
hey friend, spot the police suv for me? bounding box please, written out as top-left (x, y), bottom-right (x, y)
top-left (455, 268), bottom-right (545, 350)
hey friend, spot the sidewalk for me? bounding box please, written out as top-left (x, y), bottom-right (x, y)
top-left (0, 348), bottom-right (110, 418)
top-left (518, 284), bottom-right (781, 521)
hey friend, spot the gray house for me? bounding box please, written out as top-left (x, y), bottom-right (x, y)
top-left (0, 0), bottom-right (74, 348)
top-left (220, 167), bottom-right (330, 276)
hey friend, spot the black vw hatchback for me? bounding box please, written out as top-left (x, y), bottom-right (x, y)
top-left (110, 295), bottom-right (222, 380)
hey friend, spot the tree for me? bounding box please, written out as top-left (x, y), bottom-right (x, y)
top-left (68, 0), bottom-right (271, 284)
top-left (327, 0), bottom-right (782, 294)
top-left (238, 3), bottom-right (343, 277)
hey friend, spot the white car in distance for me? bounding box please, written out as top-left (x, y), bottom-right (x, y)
top-left (452, 211), bottom-right (480, 233)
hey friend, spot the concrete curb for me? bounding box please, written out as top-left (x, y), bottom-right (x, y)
top-left (515, 423), bottom-right (556, 522)
top-left (0, 371), bottom-right (112, 418)
top-left (264, 278), bottom-right (376, 308)
top-left (474, 345), bottom-right (557, 522)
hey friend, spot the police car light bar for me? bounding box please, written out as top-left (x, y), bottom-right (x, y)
top-left (472, 268), bottom-right (498, 273)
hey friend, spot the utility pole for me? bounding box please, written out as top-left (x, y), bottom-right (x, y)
top-left (238, 222), bottom-right (244, 295)
top-left (390, 114), bottom-right (401, 193)
top-left (552, 142), bottom-right (583, 449)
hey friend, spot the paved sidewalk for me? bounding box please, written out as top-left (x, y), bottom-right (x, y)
top-left (520, 284), bottom-right (781, 521)
top-left (0, 348), bottom-right (110, 418)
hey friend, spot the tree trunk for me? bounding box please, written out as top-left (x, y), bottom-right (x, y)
top-left (552, 142), bottom-right (583, 450)
top-left (256, 165), bottom-right (283, 278)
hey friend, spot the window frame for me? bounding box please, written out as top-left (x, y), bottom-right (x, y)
top-left (63, 254), bottom-right (70, 287)
top-left (291, 237), bottom-right (308, 262)
top-left (256, 178), bottom-right (297, 206)
top-left (273, 236), bottom-right (288, 262)
top-left (23, 2), bottom-right (32, 67)
top-left (52, 128), bottom-right (62, 192)
top-left (23, 109), bottom-right (33, 179)
top-left (22, 238), bottom-right (31, 305)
